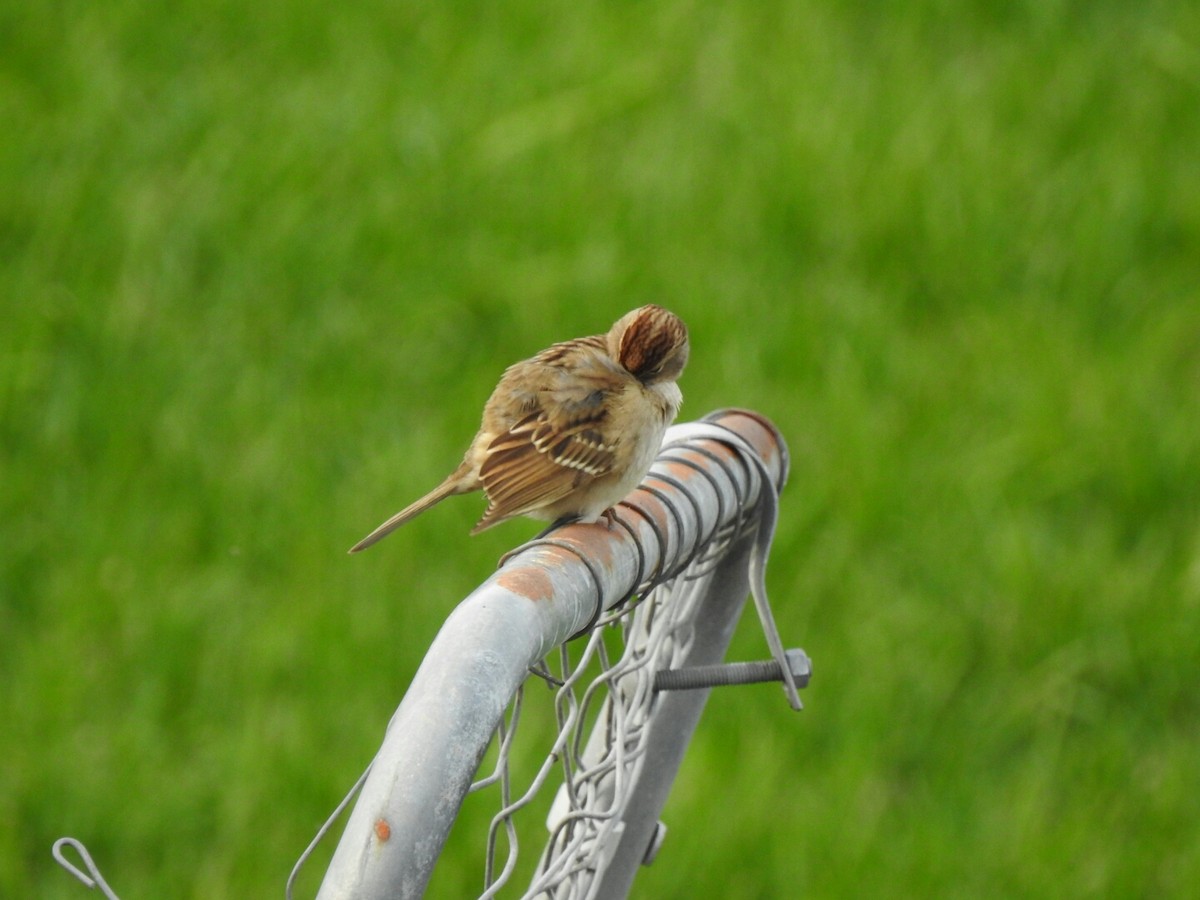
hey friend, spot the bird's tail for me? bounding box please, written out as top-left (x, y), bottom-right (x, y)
top-left (348, 466), bottom-right (475, 553)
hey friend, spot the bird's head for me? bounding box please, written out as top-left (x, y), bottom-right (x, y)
top-left (607, 305), bottom-right (689, 385)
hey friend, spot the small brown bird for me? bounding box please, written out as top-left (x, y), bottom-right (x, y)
top-left (350, 305), bottom-right (690, 552)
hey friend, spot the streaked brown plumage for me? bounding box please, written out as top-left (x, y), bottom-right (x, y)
top-left (349, 305), bottom-right (689, 552)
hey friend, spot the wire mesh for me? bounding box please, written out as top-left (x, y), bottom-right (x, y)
top-left (470, 512), bottom-right (748, 899)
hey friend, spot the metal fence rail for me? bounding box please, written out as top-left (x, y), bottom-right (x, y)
top-left (311, 408), bottom-right (806, 900)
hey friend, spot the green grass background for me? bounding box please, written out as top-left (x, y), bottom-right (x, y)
top-left (4, 1), bottom-right (1199, 896)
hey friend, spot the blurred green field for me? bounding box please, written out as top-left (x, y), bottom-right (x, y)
top-left (3, 1), bottom-right (1199, 896)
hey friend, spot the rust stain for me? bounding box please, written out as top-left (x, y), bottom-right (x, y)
top-left (658, 458), bottom-right (701, 482)
top-left (623, 489), bottom-right (674, 538)
top-left (374, 818), bottom-right (391, 842)
top-left (496, 566), bottom-right (555, 602)
top-left (557, 524), bottom-right (620, 568)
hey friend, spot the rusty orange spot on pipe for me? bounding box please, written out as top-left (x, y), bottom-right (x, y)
top-left (374, 818), bottom-right (391, 842)
top-left (497, 567), bottom-right (555, 602)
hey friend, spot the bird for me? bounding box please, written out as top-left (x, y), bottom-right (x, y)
top-left (349, 305), bottom-right (689, 552)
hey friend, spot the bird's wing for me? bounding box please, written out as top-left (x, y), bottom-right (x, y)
top-left (473, 347), bottom-right (623, 531)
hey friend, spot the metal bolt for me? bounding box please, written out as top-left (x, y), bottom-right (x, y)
top-left (653, 648), bottom-right (812, 693)
top-left (642, 821), bottom-right (668, 865)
